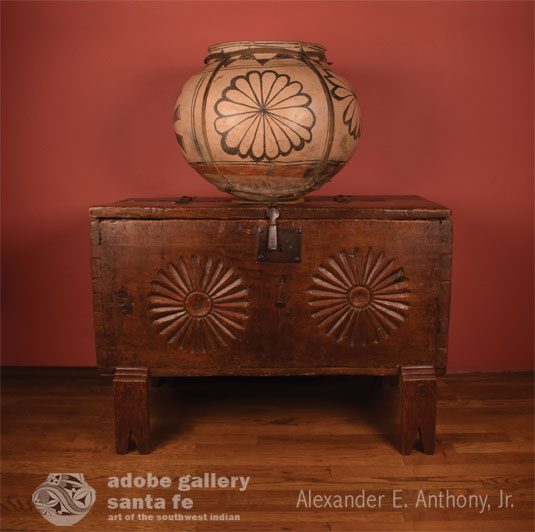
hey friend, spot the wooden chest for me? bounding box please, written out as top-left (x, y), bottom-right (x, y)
top-left (89, 195), bottom-right (452, 455)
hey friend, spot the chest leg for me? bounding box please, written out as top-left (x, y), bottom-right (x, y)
top-left (400, 366), bottom-right (437, 454)
top-left (113, 367), bottom-right (150, 454)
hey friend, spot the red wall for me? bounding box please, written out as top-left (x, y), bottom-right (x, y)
top-left (2, 1), bottom-right (533, 371)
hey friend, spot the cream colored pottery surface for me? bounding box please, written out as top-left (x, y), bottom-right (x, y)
top-left (173, 41), bottom-right (361, 201)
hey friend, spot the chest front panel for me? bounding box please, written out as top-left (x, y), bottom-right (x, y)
top-left (91, 216), bottom-right (451, 375)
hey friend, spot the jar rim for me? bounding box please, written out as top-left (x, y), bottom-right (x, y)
top-left (208, 40), bottom-right (326, 54)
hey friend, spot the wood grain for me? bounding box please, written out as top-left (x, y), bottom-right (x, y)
top-left (88, 195), bottom-right (451, 220)
top-left (1, 369), bottom-right (532, 532)
top-left (90, 217), bottom-right (451, 375)
top-left (400, 366), bottom-right (437, 455)
top-left (113, 367), bottom-right (150, 454)
top-left (90, 196), bottom-right (453, 455)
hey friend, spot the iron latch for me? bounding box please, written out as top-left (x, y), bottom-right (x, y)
top-left (267, 206), bottom-right (280, 250)
top-left (257, 206), bottom-right (302, 263)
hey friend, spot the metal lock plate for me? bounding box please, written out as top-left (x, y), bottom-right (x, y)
top-left (257, 206), bottom-right (302, 263)
top-left (256, 227), bottom-right (302, 263)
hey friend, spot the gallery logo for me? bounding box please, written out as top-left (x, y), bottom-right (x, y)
top-left (32, 473), bottom-right (96, 527)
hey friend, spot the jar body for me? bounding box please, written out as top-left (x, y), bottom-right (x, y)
top-left (173, 41), bottom-right (361, 202)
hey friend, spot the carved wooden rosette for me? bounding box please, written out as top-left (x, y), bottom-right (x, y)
top-left (308, 247), bottom-right (411, 346)
top-left (148, 256), bottom-right (249, 353)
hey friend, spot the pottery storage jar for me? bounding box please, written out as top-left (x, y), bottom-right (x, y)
top-left (173, 41), bottom-right (361, 202)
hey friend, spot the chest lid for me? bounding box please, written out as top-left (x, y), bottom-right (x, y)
top-left (89, 195), bottom-right (450, 220)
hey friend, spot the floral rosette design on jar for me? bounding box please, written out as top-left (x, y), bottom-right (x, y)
top-left (173, 41), bottom-right (361, 202)
top-left (215, 70), bottom-right (316, 161)
top-left (323, 69), bottom-right (361, 140)
top-left (32, 473), bottom-right (96, 526)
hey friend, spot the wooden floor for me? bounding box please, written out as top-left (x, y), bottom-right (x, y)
top-left (1, 369), bottom-right (533, 532)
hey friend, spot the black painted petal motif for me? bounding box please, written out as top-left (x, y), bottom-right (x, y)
top-left (323, 69), bottom-right (361, 140)
top-left (215, 70), bottom-right (316, 161)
